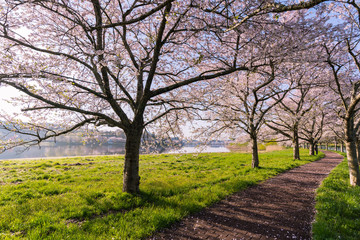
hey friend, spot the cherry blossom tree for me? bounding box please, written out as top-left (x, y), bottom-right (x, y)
top-left (299, 98), bottom-right (330, 155)
top-left (266, 82), bottom-right (316, 160)
top-left (198, 61), bottom-right (290, 168)
top-left (0, 0), bottom-right (331, 193)
top-left (265, 61), bottom-right (331, 157)
top-left (325, 41), bottom-right (360, 186)
top-left (190, 8), bottom-right (326, 167)
top-left (317, 0), bottom-right (360, 186)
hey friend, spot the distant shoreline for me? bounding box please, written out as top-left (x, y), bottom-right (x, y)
top-left (0, 146), bottom-right (232, 161)
top-left (0, 154), bottom-right (124, 161)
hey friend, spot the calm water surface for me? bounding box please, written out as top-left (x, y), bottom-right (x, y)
top-left (0, 145), bottom-right (230, 160)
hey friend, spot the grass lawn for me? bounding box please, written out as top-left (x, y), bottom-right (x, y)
top-left (0, 149), bottom-right (323, 239)
top-left (313, 152), bottom-right (360, 240)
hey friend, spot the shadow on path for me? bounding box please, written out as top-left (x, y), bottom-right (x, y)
top-left (149, 151), bottom-right (343, 240)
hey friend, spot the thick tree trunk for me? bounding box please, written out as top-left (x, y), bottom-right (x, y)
top-left (355, 138), bottom-right (360, 161)
top-left (345, 141), bottom-right (360, 186)
top-left (344, 117), bottom-right (360, 186)
top-left (123, 127), bottom-right (143, 194)
top-left (357, 140), bottom-right (360, 164)
top-left (251, 136), bottom-right (259, 168)
top-left (293, 133), bottom-right (300, 160)
top-left (309, 143), bottom-right (315, 155)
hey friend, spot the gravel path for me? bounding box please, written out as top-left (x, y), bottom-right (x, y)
top-left (149, 151), bottom-right (343, 240)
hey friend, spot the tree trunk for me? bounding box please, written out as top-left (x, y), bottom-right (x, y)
top-left (326, 143), bottom-right (329, 150)
top-left (293, 133), bottom-right (300, 160)
top-left (345, 141), bottom-right (360, 186)
top-left (357, 140), bottom-right (360, 164)
top-left (293, 140), bottom-right (300, 160)
top-left (123, 127), bottom-right (143, 194)
top-left (335, 141), bottom-right (338, 151)
top-left (251, 135), bottom-right (259, 168)
top-left (341, 142), bottom-right (344, 152)
top-left (344, 116), bottom-right (360, 186)
top-left (309, 143), bottom-right (315, 155)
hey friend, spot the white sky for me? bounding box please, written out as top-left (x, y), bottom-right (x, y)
top-left (0, 87), bottom-right (22, 114)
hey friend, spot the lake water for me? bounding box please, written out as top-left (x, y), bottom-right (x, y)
top-left (0, 144), bottom-right (230, 160)
top-left (166, 146), bottom-right (230, 154)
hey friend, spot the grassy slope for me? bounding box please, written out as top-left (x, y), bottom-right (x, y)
top-left (313, 152), bottom-right (360, 240)
top-left (0, 149), bottom-right (323, 240)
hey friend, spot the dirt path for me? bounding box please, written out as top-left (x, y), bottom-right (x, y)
top-left (149, 151), bottom-right (343, 240)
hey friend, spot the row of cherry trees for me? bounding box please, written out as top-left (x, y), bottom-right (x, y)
top-left (193, 1), bottom-right (360, 187)
top-left (1, 0), bottom-right (360, 193)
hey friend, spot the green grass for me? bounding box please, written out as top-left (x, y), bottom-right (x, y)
top-left (228, 142), bottom-right (267, 151)
top-left (0, 149), bottom-right (323, 239)
top-left (264, 139), bottom-right (278, 146)
top-left (313, 152), bottom-right (360, 240)
top-left (228, 142), bottom-right (269, 149)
